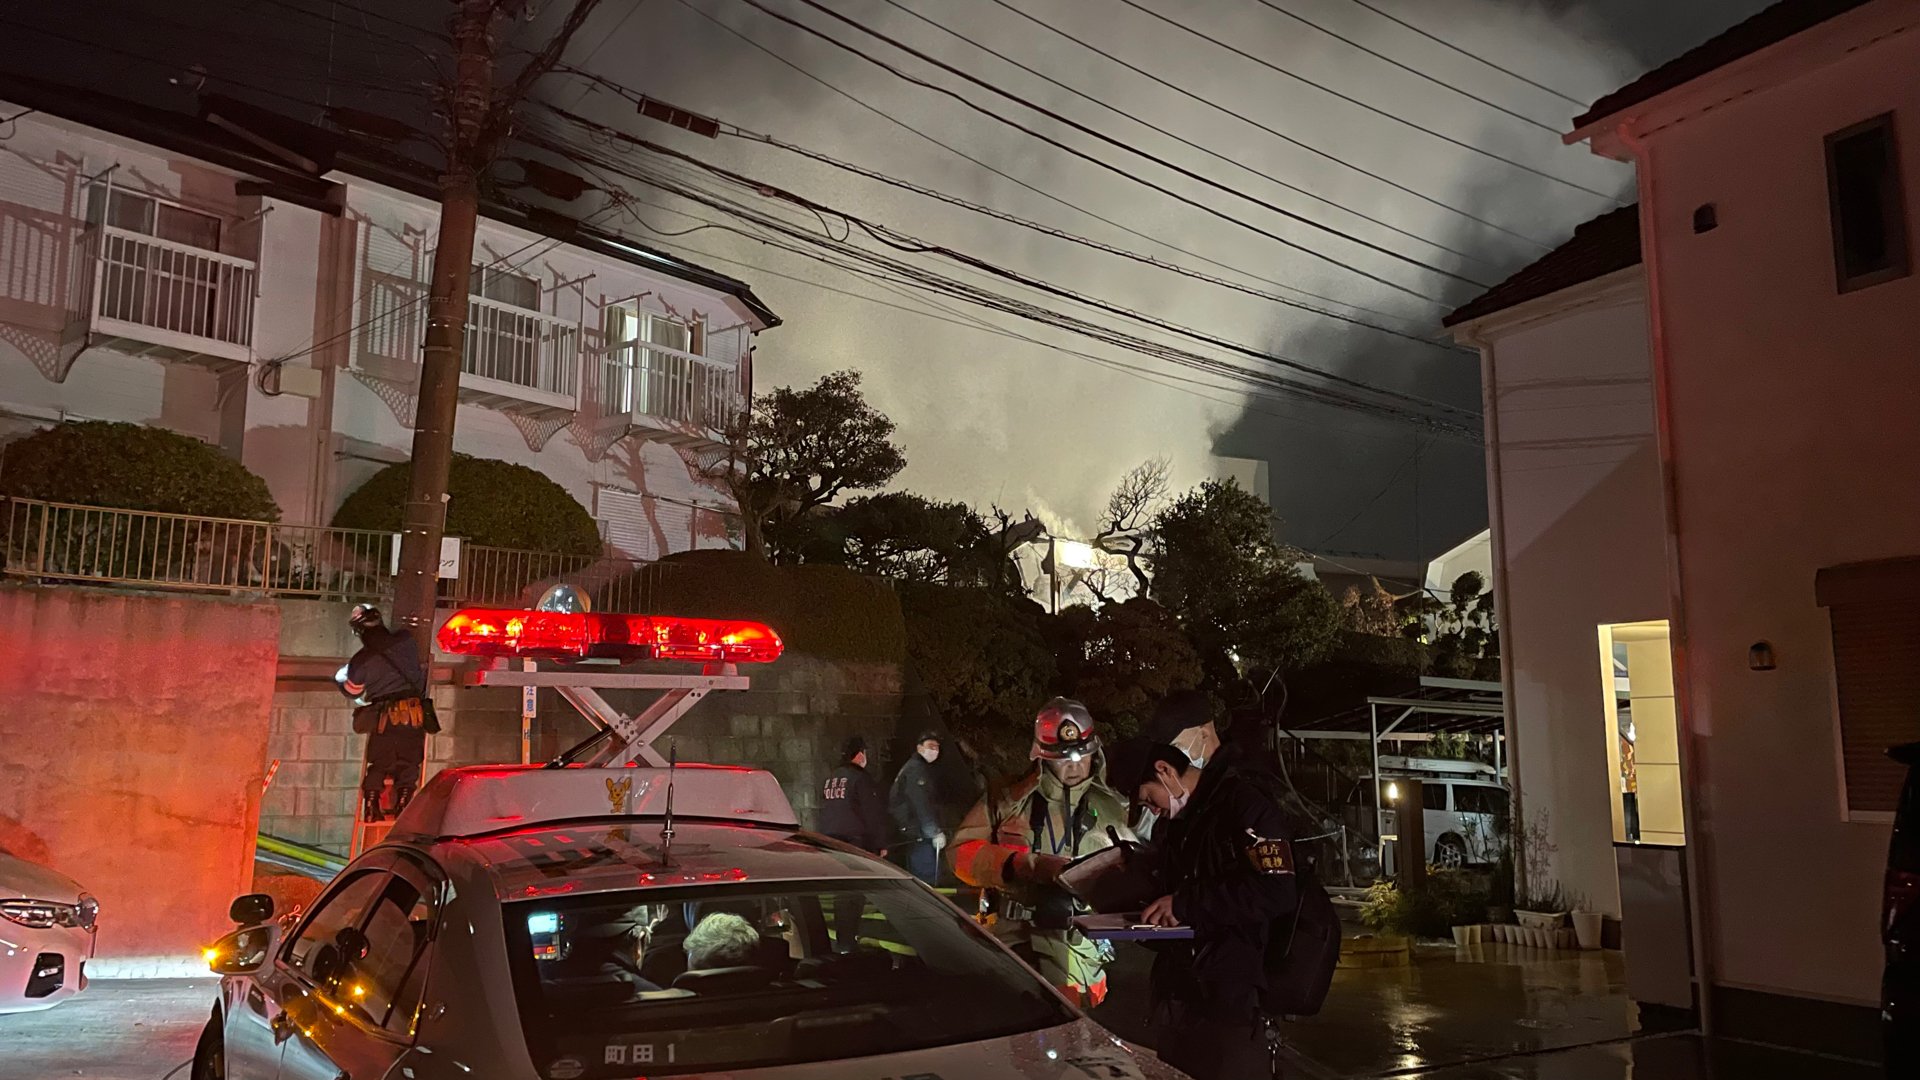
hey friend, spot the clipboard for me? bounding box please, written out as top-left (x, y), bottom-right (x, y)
top-left (1071, 913), bottom-right (1194, 942)
top-left (1056, 837), bottom-right (1162, 914)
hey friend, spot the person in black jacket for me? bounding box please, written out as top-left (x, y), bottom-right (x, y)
top-left (888, 732), bottom-right (945, 883)
top-left (820, 736), bottom-right (889, 854)
top-left (337, 604), bottom-right (437, 821)
top-left (1108, 737), bottom-right (1301, 1080)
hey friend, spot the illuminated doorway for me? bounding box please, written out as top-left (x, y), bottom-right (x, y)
top-left (1598, 621), bottom-right (1685, 846)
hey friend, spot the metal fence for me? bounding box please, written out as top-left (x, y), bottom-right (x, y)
top-left (1, 498), bottom-right (678, 611)
top-left (464, 294), bottom-right (580, 399)
top-left (92, 227), bottom-right (258, 349)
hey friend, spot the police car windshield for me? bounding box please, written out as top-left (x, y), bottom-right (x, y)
top-left (504, 879), bottom-right (1077, 1077)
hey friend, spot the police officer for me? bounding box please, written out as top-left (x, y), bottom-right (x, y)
top-left (1108, 736), bottom-right (1303, 1080)
top-left (889, 731), bottom-right (946, 883)
top-left (820, 736), bottom-right (888, 854)
top-left (337, 604), bottom-right (437, 821)
top-left (951, 699), bottom-right (1134, 1008)
top-left (821, 735), bottom-right (889, 953)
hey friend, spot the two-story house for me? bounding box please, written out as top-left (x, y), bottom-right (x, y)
top-left (0, 75), bottom-right (778, 560)
top-left (1447, 0), bottom-right (1916, 1060)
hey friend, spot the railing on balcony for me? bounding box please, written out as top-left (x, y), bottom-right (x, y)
top-left (603, 344), bottom-right (742, 434)
top-left (464, 294), bottom-right (579, 401)
top-left (1, 498), bottom-right (683, 613)
top-left (87, 227), bottom-right (257, 359)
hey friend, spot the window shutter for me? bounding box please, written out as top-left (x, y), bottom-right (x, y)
top-left (655, 499), bottom-right (693, 556)
top-left (1828, 600), bottom-right (1920, 814)
top-left (595, 487), bottom-right (658, 561)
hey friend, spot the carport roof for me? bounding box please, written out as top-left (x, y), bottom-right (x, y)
top-left (1283, 677), bottom-right (1505, 737)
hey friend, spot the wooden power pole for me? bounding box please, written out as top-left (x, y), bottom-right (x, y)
top-left (389, 0), bottom-right (603, 653)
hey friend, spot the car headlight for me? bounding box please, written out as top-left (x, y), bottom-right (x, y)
top-left (0, 898), bottom-right (92, 930)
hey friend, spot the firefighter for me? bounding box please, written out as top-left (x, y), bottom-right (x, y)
top-left (338, 604), bottom-right (437, 821)
top-left (951, 698), bottom-right (1134, 1008)
top-left (1108, 736), bottom-right (1306, 1080)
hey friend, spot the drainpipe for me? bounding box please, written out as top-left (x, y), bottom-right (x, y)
top-left (1459, 323), bottom-right (1526, 902)
top-left (1617, 120), bottom-right (1718, 1035)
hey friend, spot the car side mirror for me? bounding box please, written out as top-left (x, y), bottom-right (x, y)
top-left (230, 893), bottom-right (275, 925)
top-left (206, 927), bottom-right (273, 976)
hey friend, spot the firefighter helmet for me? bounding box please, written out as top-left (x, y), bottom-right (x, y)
top-left (1032, 697), bottom-right (1099, 762)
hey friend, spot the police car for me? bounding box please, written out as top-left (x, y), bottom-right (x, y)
top-left (192, 762), bottom-right (1187, 1080)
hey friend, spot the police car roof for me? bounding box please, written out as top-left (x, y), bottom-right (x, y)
top-left (456, 821), bottom-right (910, 902)
top-left (387, 763), bottom-right (798, 843)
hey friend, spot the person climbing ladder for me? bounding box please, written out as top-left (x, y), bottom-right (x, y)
top-left (337, 604), bottom-right (439, 822)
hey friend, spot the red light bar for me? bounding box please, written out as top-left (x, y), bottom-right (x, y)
top-left (438, 609), bottom-right (784, 664)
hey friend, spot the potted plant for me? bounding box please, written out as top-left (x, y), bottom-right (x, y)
top-left (1572, 905), bottom-right (1605, 950)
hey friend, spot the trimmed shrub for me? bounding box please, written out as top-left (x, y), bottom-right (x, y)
top-left (331, 454), bottom-right (600, 554)
top-left (0, 420), bottom-right (279, 521)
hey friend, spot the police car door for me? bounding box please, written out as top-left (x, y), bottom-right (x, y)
top-left (276, 853), bottom-right (443, 1080)
top-left (227, 869), bottom-right (386, 1080)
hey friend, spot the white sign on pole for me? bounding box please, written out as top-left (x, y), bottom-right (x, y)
top-left (391, 536), bottom-right (463, 579)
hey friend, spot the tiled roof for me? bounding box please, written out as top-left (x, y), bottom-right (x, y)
top-left (1442, 205), bottom-right (1642, 327)
top-left (1573, 0), bottom-right (1879, 130)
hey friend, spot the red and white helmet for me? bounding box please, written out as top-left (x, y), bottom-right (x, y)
top-left (1032, 697), bottom-right (1099, 762)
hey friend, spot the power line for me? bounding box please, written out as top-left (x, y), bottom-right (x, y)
top-left (973, 0), bottom-right (1552, 252)
top-left (874, 0), bottom-right (1490, 267)
top-left (722, 0), bottom-right (1478, 302)
top-left (542, 111), bottom-right (1480, 421)
top-left (717, 122), bottom-right (1467, 353)
top-left (1245, 0), bottom-right (1564, 134)
top-left (534, 124), bottom-right (1482, 436)
top-left (657, 0), bottom-right (1435, 328)
top-left (1110, 0), bottom-right (1618, 201)
top-left (1340, 0), bottom-right (1590, 108)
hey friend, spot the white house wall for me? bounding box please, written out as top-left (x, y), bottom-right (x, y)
top-left (0, 104), bottom-right (242, 446)
top-left (0, 104), bottom-right (754, 556)
top-left (1467, 277), bottom-right (1668, 920)
top-left (1631, 24), bottom-right (1920, 1006)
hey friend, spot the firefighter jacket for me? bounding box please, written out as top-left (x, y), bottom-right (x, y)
top-left (1151, 765), bottom-right (1302, 1022)
top-left (952, 765), bottom-right (1134, 998)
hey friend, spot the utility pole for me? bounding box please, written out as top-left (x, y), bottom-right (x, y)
top-left (389, 0), bottom-right (603, 654)
top-left (391, 0), bottom-right (494, 651)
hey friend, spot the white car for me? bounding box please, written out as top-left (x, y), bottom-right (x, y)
top-left (0, 850), bottom-right (98, 1013)
top-left (193, 764), bottom-right (1188, 1080)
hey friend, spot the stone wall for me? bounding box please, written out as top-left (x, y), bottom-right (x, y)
top-left (0, 585), bottom-right (280, 975)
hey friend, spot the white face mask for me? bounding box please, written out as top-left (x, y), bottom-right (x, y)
top-left (1175, 733), bottom-right (1208, 771)
top-left (1159, 772), bottom-right (1192, 820)
top-left (919, 745), bottom-right (940, 764)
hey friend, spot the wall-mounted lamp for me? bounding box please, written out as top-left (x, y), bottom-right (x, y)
top-left (1385, 781), bottom-right (1401, 803)
top-left (1748, 641), bottom-right (1776, 671)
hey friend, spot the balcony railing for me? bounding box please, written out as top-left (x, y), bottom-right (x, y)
top-left (1, 497), bottom-right (683, 613)
top-left (603, 344), bottom-right (743, 439)
top-left (462, 294), bottom-right (579, 409)
top-left (85, 227), bottom-right (257, 363)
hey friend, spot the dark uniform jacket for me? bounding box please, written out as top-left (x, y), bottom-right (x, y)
top-left (888, 755), bottom-right (941, 842)
top-left (1153, 765), bottom-right (1301, 1022)
top-left (819, 762), bottom-right (888, 851)
top-left (343, 628), bottom-right (436, 753)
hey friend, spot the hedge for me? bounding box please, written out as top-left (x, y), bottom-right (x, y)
top-left (331, 454), bottom-right (600, 554)
top-left (0, 420), bottom-right (280, 521)
top-left (600, 549), bottom-right (907, 663)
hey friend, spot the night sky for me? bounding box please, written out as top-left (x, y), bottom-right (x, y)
top-left (2, 0), bottom-right (1773, 561)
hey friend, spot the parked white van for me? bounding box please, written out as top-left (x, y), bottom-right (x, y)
top-left (1374, 756), bottom-right (1510, 869)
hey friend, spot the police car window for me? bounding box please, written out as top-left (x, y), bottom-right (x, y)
top-left (284, 871), bottom-right (388, 979)
top-left (502, 879), bottom-right (1076, 1077)
top-left (348, 875), bottom-right (438, 1033)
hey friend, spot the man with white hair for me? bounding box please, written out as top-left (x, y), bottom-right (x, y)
top-left (683, 912), bottom-right (761, 971)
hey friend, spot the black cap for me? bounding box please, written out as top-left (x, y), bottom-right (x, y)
top-left (840, 735), bottom-right (869, 763)
top-left (349, 603), bottom-right (383, 631)
top-left (1144, 689), bottom-right (1212, 744)
top-left (914, 730), bottom-right (942, 746)
top-left (1105, 736), bottom-right (1171, 798)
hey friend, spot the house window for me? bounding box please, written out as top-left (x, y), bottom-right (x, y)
top-left (1825, 114), bottom-right (1910, 292)
top-left (601, 304), bottom-right (706, 417)
top-left (470, 264), bottom-right (541, 310)
top-left (1597, 621), bottom-right (1685, 845)
top-left (1816, 559), bottom-right (1920, 818)
top-left (87, 187), bottom-right (222, 252)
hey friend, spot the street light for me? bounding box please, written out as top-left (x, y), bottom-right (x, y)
top-left (1056, 539), bottom-right (1098, 570)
